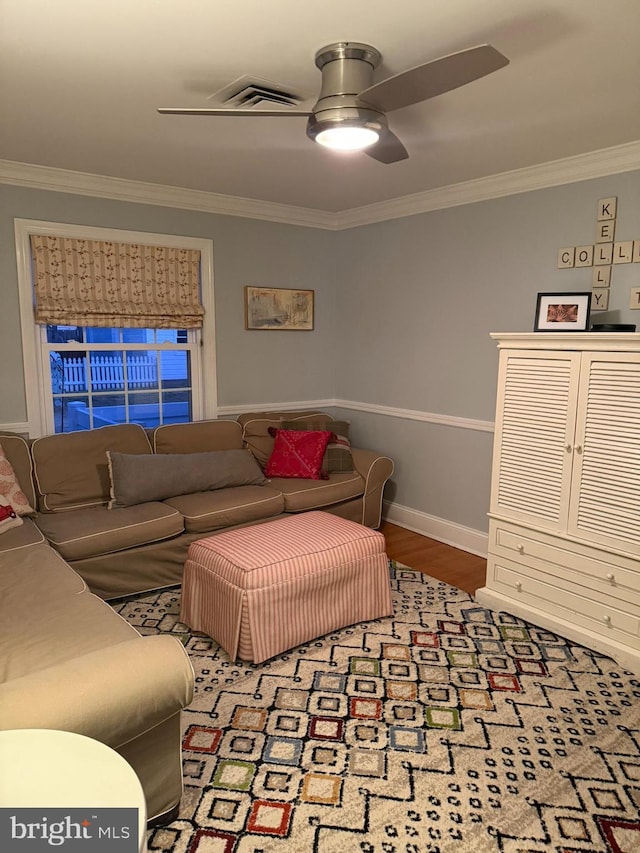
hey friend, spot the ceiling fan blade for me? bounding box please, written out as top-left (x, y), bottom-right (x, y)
top-left (359, 44), bottom-right (509, 113)
top-left (365, 127), bottom-right (409, 164)
top-left (157, 107), bottom-right (313, 117)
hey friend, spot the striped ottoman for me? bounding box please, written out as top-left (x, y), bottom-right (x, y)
top-left (180, 511), bottom-right (393, 663)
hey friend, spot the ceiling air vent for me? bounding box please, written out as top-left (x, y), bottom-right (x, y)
top-left (208, 75), bottom-right (302, 109)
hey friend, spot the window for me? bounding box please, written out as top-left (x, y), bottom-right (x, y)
top-left (46, 325), bottom-right (195, 432)
top-left (15, 221), bottom-right (217, 437)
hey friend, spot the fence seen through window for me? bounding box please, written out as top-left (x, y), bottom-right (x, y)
top-left (47, 325), bottom-right (193, 433)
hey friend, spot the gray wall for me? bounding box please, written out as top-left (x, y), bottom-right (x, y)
top-left (0, 184), bottom-right (337, 421)
top-left (333, 171), bottom-right (640, 535)
top-left (1, 170), bottom-right (638, 546)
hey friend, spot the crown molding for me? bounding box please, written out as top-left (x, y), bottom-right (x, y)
top-left (0, 159), bottom-right (336, 230)
top-left (334, 139), bottom-right (640, 228)
top-left (1, 139), bottom-right (639, 231)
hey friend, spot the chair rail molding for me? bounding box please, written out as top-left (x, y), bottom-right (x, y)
top-left (0, 422), bottom-right (30, 435)
top-left (216, 399), bottom-right (338, 418)
top-left (334, 399), bottom-right (494, 433)
top-left (217, 398), bottom-right (494, 433)
top-left (4, 400), bottom-right (491, 437)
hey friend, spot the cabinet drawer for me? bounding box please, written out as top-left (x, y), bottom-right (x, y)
top-left (490, 519), bottom-right (640, 601)
top-left (489, 556), bottom-right (640, 644)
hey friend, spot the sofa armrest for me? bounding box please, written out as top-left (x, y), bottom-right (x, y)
top-left (350, 447), bottom-right (394, 528)
top-left (0, 635), bottom-right (194, 748)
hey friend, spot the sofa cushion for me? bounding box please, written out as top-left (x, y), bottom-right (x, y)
top-left (268, 472), bottom-right (365, 513)
top-left (31, 423), bottom-right (152, 513)
top-left (281, 419), bottom-right (354, 474)
top-left (0, 538), bottom-right (86, 604)
top-left (0, 517), bottom-right (46, 554)
top-left (108, 449), bottom-right (267, 508)
top-left (238, 411), bottom-right (332, 466)
top-left (1, 585), bottom-right (139, 683)
top-left (153, 419), bottom-right (243, 454)
top-left (0, 440), bottom-right (34, 516)
top-left (35, 503), bottom-right (184, 562)
top-left (265, 429), bottom-right (332, 479)
top-left (163, 486), bottom-right (285, 534)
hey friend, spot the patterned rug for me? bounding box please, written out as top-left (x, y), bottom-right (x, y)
top-left (112, 563), bottom-right (640, 852)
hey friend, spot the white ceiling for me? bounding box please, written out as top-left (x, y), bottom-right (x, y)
top-left (2, 0), bottom-right (640, 214)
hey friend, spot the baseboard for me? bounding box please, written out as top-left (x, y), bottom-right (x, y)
top-left (383, 501), bottom-right (488, 558)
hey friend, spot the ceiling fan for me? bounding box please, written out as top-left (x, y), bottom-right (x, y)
top-left (158, 42), bottom-right (509, 164)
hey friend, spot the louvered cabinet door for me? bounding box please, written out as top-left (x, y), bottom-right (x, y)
top-left (568, 352), bottom-right (640, 554)
top-left (490, 350), bottom-right (581, 530)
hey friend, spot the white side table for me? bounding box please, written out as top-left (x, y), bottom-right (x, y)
top-left (0, 729), bottom-right (147, 852)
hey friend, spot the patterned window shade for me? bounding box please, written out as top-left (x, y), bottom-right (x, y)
top-left (30, 236), bottom-right (204, 328)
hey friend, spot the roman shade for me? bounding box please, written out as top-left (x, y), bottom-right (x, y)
top-left (30, 235), bottom-right (204, 328)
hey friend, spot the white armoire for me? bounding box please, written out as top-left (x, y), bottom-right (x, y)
top-left (476, 332), bottom-right (640, 672)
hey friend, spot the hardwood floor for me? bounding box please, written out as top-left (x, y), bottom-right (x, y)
top-left (380, 521), bottom-right (487, 596)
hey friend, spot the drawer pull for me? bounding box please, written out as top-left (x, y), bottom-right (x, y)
top-left (606, 573), bottom-right (615, 583)
top-left (517, 543), bottom-right (525, 554)
top-left (602, 614), bottom-right (611, 625)
top-left (515, 582), bottom-right (522, 592)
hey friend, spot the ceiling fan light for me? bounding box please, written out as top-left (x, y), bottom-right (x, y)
top-left (315, 125), bottom-right (379, 151)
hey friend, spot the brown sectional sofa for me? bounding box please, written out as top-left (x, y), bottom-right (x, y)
top-left (5, 410), bottom-right (393, 598)
top-left (0, 431), bottom-right (194, 824)
top-left (0, 410), bottom-right (393, 823)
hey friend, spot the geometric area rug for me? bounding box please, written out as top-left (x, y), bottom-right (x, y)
top-left (112, 563), bottom-right (640, 852)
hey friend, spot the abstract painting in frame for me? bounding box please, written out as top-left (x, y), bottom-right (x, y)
top-left (534, 292), bottom-right (591, 332)
top-left (245, 286), bottom-right (314, 331)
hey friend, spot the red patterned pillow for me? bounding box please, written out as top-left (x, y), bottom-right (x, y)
top-left (0, 443), bottom-right (33, 516)
top-left (0, 497), bottom-right (23, 535)
top-left (264, 429), bottom-right (333, 480)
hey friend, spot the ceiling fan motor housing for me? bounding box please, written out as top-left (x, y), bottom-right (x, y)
top-left (306, 42), bottom-right (388, 142)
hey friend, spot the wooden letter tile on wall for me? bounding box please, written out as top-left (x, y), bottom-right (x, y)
top-left (591, 289), bottom-right (610, 311)
top-left (597, 197), bottom-right (617, 220)
top-left (592, 266), bottom-right (611, 287)
top-left (596, 221), bottom-right (616, 243)
top-left (575, 245), bottom-right (594, 267)
top-left (613, 241), bottom-right (634, 264)
top-left (557, 247), bottom-right (575, 269)
top-left (594, 243), bottom-right (614, 265)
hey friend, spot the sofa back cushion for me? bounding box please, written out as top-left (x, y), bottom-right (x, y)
top-left (0, 433), bottom-right (36, 514)
top-left (31, 423), bottom-right (152, 512)
top-left (152, 419), bottom-right (243, 454)
top-left (237, 411), bottom-right (333, 466)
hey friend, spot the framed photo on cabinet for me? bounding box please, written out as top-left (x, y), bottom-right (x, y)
top-left (244, 286), bottom-right (314, 330)
top-left (534, 292), bottom-right (591, 332)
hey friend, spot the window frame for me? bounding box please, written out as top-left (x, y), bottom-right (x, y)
top-left (44, 330), bottom-right (197, 434)
top-left (14, 219), bottom-right (217, 437)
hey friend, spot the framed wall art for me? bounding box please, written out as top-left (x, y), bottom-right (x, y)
top-left (534, 292), bottom-right (591, 332)
top-left (244, 286), bottom-right (314, 331)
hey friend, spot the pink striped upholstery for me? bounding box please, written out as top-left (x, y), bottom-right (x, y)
top-left (180, 511), bottom-right (393, 663)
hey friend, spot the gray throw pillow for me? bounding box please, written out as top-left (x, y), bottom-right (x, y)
top-left (107, 449), bottom-right (267, 508)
